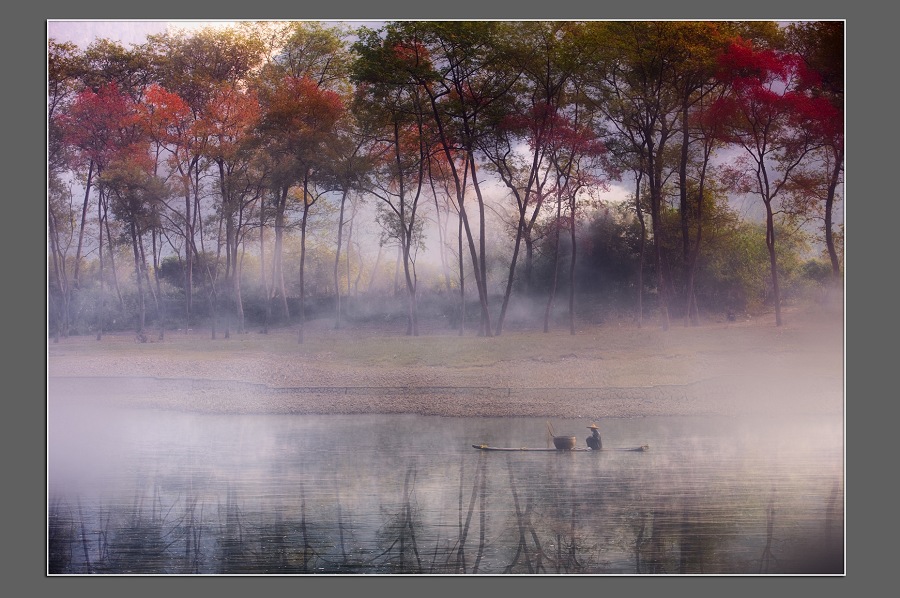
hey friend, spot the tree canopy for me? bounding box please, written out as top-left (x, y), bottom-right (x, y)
top-left (47, 20), bottom-right (844, 340)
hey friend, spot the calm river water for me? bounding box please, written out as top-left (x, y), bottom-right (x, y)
top-left (47, 402), bottom-right (843, 575)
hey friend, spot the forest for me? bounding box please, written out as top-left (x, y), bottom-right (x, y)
top-left (47, 21), bottom-right (844, 342)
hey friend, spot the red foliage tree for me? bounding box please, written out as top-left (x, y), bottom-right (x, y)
top-left (786, 21), bottom-right (845, 281)
top-left (710, 38), bottom-right (825, 326)
top-left (195, 85), bottom-right (264, 337)
top-left (56, 83), bottom-right (139, 338)
top-left (258, 75), bottom-right (344, 342)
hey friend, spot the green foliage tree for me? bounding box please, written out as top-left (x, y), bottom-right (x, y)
top-left (577, 22), bottom-right (689, 330)
top-left (352, 27), bottom-right (447, 336)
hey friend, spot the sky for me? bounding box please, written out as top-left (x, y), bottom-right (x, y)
top-left (48, 20), bottom-right (233, 48)
top-left (46, 20), bottom-right (385, 48)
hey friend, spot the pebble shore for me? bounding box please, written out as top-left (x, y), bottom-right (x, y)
top-left (48, 306), bottom-right (844, 419)
top-left (48, 356), bottom-right (843, 419)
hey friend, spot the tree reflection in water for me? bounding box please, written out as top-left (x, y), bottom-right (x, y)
top-left (505, 454), bottom-right (535, 573)
top-left (374, 463), bottom-right (423, 573)
top-left (47, 414), bottom-right (844, 575)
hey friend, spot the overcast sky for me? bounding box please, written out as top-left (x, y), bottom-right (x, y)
top-left (46, 20), bottom-right (385, 48)
top-left (48, 21), bottom-right (171, 47)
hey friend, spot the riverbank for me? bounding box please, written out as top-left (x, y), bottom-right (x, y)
top-left (47, 303), bottom-right (844, 419)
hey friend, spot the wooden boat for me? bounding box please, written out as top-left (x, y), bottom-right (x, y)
top-left (472, 444), bottom-right (649, 452)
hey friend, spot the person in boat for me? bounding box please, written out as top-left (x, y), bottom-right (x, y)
top-left (586, 423), bottom-right (602, 450)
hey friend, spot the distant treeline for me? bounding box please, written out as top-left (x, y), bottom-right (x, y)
top-left (48, 21), bottom-right (843, 341)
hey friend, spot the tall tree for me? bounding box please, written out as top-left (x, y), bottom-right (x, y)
top-left (671, 22), bottom-right (780, 324)
top-left (352, 46), bottom-right (431, 336)
top-left (254, 21), bottom-right (349, 340)
top-left (478, 21), bottom-right (575, 335)
top-left (47, 173), bottom-right (76, 342)
top-left (787, 21), bottom-right (844, 283)
top-left (547, 98), bottom-right (610, 335)
top-left (426, 145), bottom-right (470, 334)
top-left (257, 75), bottom-right (344, 343)
top-left (104, 148), bottom-right (169, 342)
top-left (48, 40), bottom-right (86, 338)
top-left (57, 82), bottom-right (136, 339)
top-left (710, 38), bottom-right (825, 326)
top-left (199, 85), bottom-right (264, 337)
top-left (146, 25), bottom-right (267, 330)
top-left (137, 84), bottom-right (199, 340)
top-left (603, 134), bottom-right (650, 327)
top-left (319, 116), bottom-right (376, 330)
top-left (667, 22), bottom-right (731, 325)
top-left (359, 22), bottom-right (521, 336)
top-left (578, 22), bottom-right (687, 330)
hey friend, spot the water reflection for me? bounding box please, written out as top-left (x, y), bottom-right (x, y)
top-left (47, 405), bottom-right (844, 574)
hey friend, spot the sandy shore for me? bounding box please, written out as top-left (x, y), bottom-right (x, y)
top-left (47, 306), bottom-right (844, 419)
top-left (48, 373), bottom-right (843, 419)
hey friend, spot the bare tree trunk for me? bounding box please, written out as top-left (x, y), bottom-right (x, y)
top-left (217, 161), bottom-right (236, 341)
top-left (346, 201), bottom-right (355, 299)
top-left (434, 195), bottom-right (453, 293)
top-left (129, 219), bottom-right (147, 342)
top-left (72, 159), bottom-right (93, 290)
top-left (458, 211), bottom-right (465, 336)
top-left (368, 243), bottom-right (384, 295)
top-left (393, 245), bottom-right (402, 296)
top-left (401, 242), bottom-right (419, 337)
top-left (684, 148), bottom-right (711, 327)
top-left (646, 134), bottom-right (671, 331)
top-left (184, 187), bottom-right (193, 324)
top-left (427, 162), bottom-right (454, 294)
top-left (333, 187), bottom-right (349, 330)
top-left (467, 157), bottom-right (492, 337)
top-left (495, 210), bottom-right (525, 337)
top-left (297, 175), bottom-right (313, 345)
top-left (568, 202), bottom-right (577, 336)
top-left (183, 166), bottom-right (198, 325)
top-left (650, 187), bottom-right (670, 331)
top-left (764, 200), bottom-right (783, 327)
top-left (48, 207), bottom-right (66, 342)
top-left (137, 230), bottom-right (160, 340)
top-left (678, 100), bottom-right (692, 316)
top-left (195, 195), bottom-right (219, 340)
top-left (96, 192), bottom-right (105, 340)
top-left (825, 145), bottom-right (844, 282)
top-left (352, 240), bottom-right (363, 297)
top-left (634, 172), bottom-right (646, 328)
top-left (102, 201), bottom-right (125, 313)
top-left (524, 235), bottom-right (535, 295)
top-left (495, 180), bottom-right (546, 331)
top-left (273, 185), bottom-right (290, 320)
top-left (235, 244), bottom-right (246, 334)
top-left (151, 229), bottom-right (165, 340)
top-left (260, 197), bottom-right (270, 334)
top-left (298, 205), bottom-right (308, 344)
top-left (544, 198), bottom-right (563, 333)
top-left (423, 88), bottom-right (489, 337)
top-left (207, 285), bottom-right (218, 340)
top-left (233, 193), bottom-right (255, 336)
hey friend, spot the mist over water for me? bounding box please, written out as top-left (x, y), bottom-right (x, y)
top-left (47, 396), bottom-right (843, 575)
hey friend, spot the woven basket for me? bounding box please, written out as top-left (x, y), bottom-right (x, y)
top-left (552, 436), bottom-right (577, 450)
